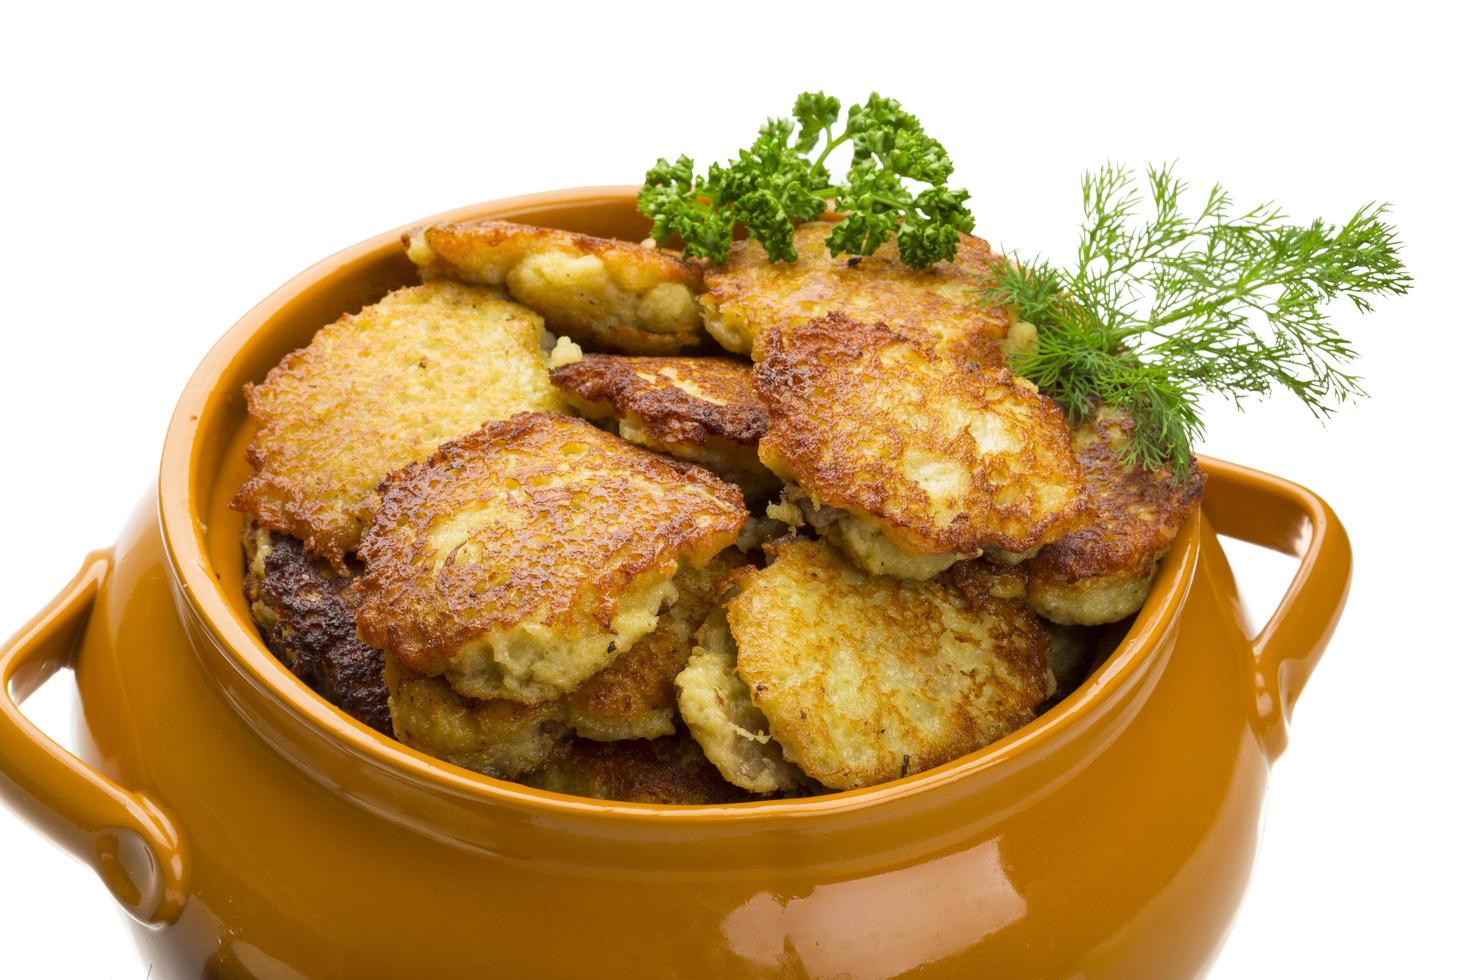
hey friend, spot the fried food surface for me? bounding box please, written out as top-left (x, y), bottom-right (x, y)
top-left (1025, 408), bottom-right (1205, 625)
top-left (723, 539), bottom-right (1052, 791)
top-left (383, 552), bottom-right (747, 777)
top-left (754, 314), bottom-right (1086, 573)
top-left (676, 609), bottom-right (808, 794)
top-left (551, 354), bottom-right (766, 449)
top-left (552, 354), bottom-right (777, 498)
top-left (522, 733), bottom-right (756, 805)
top-left (242, 522), bottom-right (391, 734)
top-left (700, 222), bottom-right (1013, 361)
top-left (355, 413), bottom-right (747, 703)
top-left (406, 220), bottom-right (705, 354)
top-left (232, 282), bottom-right (566, 570)
top-left (562, 550), bottom-right (747, 740)
top-left (386, 657), bottom-right (570, 779)
top-left (945, 556), bottom-right (1030, 604)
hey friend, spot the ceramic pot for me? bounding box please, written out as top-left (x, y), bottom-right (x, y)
top-left (0, 189), bottom-right (1351, 979)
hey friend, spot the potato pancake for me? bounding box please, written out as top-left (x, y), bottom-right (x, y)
top-left (386, 657), bottom-right (569, 779)
top-left (551, 354), bottom-right (778, 500)
top-left (522, 733), bottom-right (756, 805)
top-left (406, 220), bottom-right (705, 354)
top-left (231, 282), bottom-right (568, 571)
top-left (311, 549), bottom-right (747, 780)
top-left (355, 413), bottom-right (747, 704)
top-left (1025, 407), bottom-right (1205, 625)
top-left (557, 551), bottom-right (745, 740)
top-left (700, 221), bottom-right (1014, 361)
top-left (242, 521), bottom-right (391, 734)
top-left (676, 608), bottom-right (809, 794)
top-left (716, 539), bottom-right (1052, 791)
top-left (245, 523), bottom-right (747, 776)
top-left (754, 314), bottom-right (1086, 578)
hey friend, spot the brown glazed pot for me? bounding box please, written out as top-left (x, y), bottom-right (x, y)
top-left (0, 189), bottom-right (1351, 979)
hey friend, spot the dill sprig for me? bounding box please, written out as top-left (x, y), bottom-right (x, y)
top-left (983, 164), bottom-right (1411, 475)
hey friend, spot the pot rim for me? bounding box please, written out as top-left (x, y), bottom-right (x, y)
top-left (156, 186), bottom-right (1202, 821)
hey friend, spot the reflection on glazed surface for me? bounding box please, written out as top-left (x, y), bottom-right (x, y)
top-left (722, 839), bottom-right (1025, 977)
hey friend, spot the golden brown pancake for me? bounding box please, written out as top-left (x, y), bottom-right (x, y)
top-left (676, 608), bottom-right (809, 794)
top-left (685, 538), bottom-right (1052, 791)
top-left (560, 549), bottom-right (750, 741)
top-left (754, 314), bottom-right (1086, 578)
top-left (406, 220), bottom-right (705, 354)
top-left (551, 354), bottom-right (777, 500)
top-left (1024, 407), bottom-right (1205, 625)
top-left (700, 221), bottom-right (1015, 362)
top-left (355, 413), bottom-right (747, 704)
top-left (556, 610), bottom-right (699, 741)
top-left (231, 281), bottom-right (567, 570)
top-left (361, 551), bottom-right (749, 780)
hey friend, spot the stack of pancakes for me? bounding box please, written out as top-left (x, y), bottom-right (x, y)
top-left (233, 219), bottom-right (1201, 802)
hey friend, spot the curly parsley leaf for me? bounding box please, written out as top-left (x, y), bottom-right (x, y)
top-left (639, 92), bottom-right (973, 268)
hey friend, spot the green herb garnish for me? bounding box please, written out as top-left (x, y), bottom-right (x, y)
top-left (983, 164), bottom-right (1411, 475)
top-left (638, 92), bottom-right (975, 269)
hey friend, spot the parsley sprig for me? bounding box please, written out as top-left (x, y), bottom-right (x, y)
top-left (983, 164), bottom-right (1411, 475)
top-left (638, 92), bottom-right (975, 268)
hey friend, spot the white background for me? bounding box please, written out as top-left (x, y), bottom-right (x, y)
top-left (1, 2), bottom-right (1464, 976)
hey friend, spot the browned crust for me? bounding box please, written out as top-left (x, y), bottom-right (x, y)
top-left (415, 220), bottom-right (705, 291)
top-left (1026, 409), bottom-right (1205, 587)
top-left (936, 573), bottom-right (1055, 738)
top-left (944, 556), bottom-right (1030, 604)
top-left (702, 221), bottom-right (1011, 362)
top-left (242, 524), bottom-right (391, 734)
top-left (354, 413), bottom-right (747, 674)
top-left (725, 539), bottom-right (1052, 790)
top-left (753, 314), bottom-right (1087, 555)
top-left (230, 281), bottom-right (561, 570)
top-left (385, 658), bottom-right (571, 778)
top-left (521, 733), bottom-right (758, 804)
top-left (558, 617), bottom-right (687, 728)
top-left (410, 220), bottom-right (706, 355)
top-left (550, 354), bottom-right (767, 449)
top-left (381, 551), bottom-right (749, 777)
top-left (561, 550), bottom-right (748, 732)
top-left (555, 608), bottom-right (682, 725)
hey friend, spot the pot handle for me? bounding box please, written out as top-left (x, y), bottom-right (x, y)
top-left (0, 550), bottom-right (187, 926)
top-left (1200, 457), bottom-right (1352, 760)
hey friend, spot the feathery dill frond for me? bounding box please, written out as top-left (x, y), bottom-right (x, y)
top-left (983, 164), bottom-right (1411, 474)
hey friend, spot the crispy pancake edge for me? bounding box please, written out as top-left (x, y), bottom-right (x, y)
top-left (725, 539), bottom-right (1052, 791)
top-left (407, 220), bottom-right (706, 355)
top-left (754, 313), bottom-right (1087, 557)
top-left (231, 281), bottom-right (563, 570)
top-left (700, 222), bottom-right (1012, 362)
top-left (242, 522), bottom-right (391, 734)
top-left (551, 354), bottom-right (767, 449)
top-left (1024, 408), bottom-right (1205, 624)
top-left (354, 412), bottom-right (748, 688)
